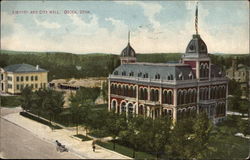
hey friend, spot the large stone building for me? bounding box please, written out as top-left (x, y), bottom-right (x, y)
top-left (107, 6), bottom-right (228, 124)
top-left (226, 58), bottom-right (250, 99)
top-left (0, 64), bottom-right (48, 94)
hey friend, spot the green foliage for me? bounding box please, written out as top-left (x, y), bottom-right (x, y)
top-left (20, 86), bottom-right (33, 111)
top-left (96, 140), bottom-right (156, 159)
top-left (74, 134), bottom-right (92, 141)
top-left (0, 96), bottom-right (21, 107)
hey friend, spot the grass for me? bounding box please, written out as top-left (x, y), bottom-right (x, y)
top-left (207, 115), bottom-right (249, 159)
top-left (88, 129), bottom-right (110, 138)
top-left (74, 134), bottom-right (92, 141)
top-left (20, 111), bottom-right (62, 129)
top-left (96, 140), bottom-right (156, 159)
top-left (0, 96), bottom-right (21, 107)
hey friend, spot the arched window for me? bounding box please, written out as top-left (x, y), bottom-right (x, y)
top-left (121, 102), bottom-right (126, 113)
top-left (177, 90), bottom-right (181, 105)
top-left (139, 88), bottom-right (143, 100)
top-left (117, 85), bottom-right (121, 95)
top-left (144, 88), bottom-right (148, 100)
top-left (155, 89), bottom-right (159, 101)
top-left (179, 72), bottom-right (183, 80)
top-left (111, 84), bottom-right (114, 94)
top-left (163, 90), bottom-right (168, 104)
top-left (114, 84), bottom-right (117, 95)
top-left (189, 72), bottom-right (193, 79)
top-left (168, 91), bottom-right (173, 104)
top-left (124, 85), bottom-right (128, 96)
top-left (138, 105), bottom-right (144, 115)
top-left (183, 91), bottom-right (187, 104)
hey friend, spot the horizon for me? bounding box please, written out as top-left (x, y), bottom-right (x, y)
top-left (1, 1), bottom-right (249, 54)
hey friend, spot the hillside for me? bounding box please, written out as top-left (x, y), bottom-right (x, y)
top-left (0, 50), bottom-right (249, 81)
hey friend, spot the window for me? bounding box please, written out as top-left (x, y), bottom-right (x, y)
top-left (143, 73), bottom-right (148, 78)
top-left (129, 72), bottom-right (134, 76)
top-left (7, 76), bottom-right (12, 81)
top-left (35, 84), bottom-right (38, 88)
top-left (31, 84), bottom-right (34, 89)
top-left (16, 84), bottom-right (20, 90)
top-left (35, 76), bottom-right (38, 81)
top-left (26, 76), bottom-right (29, 81)
top-left (20, 84), bottom-right (24, 90)
top-left (179, 73), bottom-right (183, 80)
top-left (138, 72), bottom-right (142, 77)
top-left (8, 84), bottom-right (12, 89)
top-left (155, 74), bottom-right (160, 79)
top-left (31, 76), bottom-right (34, 81)
top-left (16, 76), bottom-right (19, 82)
top-left (122, 71), bottom-right (126, 76)
top-left (114, 71), bottom-right (118, 75)
top-left (21, 76), bottom-right (24, 82)
top-left (1, 74), bottom-right (3, 80)
top-left (188, 72), bottom-right (193, 79)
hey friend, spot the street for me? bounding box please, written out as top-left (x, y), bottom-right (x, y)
top-left (0, 107), bottom-right (81, 159)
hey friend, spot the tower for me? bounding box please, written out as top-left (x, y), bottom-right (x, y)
top-left (120, 31), bottom-right (137, 64)
top-left (182, 2), bottom-right (210, 80)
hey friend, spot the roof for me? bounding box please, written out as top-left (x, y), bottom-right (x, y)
top-left (112, 63), bottom-right (195, 81)
top-left (121, 43), bottom-right (136, 57)
top-left (183, 34), bottom-right (208, 59)
top-left (3, 64), bottom-right (48, 73)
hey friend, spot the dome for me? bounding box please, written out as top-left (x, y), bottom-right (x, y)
top-left (184, 34), bottom-right (208, 58)
top-left (121, 43), bottom-right (136, 57)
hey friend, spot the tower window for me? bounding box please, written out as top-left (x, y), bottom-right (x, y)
top-left (114, 71), bottom-right (118, 75)
top-left (143, 73), bottom-right (148, 78)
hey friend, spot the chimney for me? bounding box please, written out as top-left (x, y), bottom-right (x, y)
top-left (36, 65), bottom-right (39, 70)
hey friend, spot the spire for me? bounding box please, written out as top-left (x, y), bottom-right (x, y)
top-left (195, 2), bottom-right (198, 35)
top-left (128, 30), bottom-right (130, 44)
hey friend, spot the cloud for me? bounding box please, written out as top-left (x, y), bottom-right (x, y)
top-left (1, 2), bottom-right (249, 54)
top-left (34, 17), bottom-right (61, 29)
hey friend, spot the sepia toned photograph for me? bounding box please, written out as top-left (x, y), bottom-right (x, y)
top-left (0, 0), bottom-right (249, 159)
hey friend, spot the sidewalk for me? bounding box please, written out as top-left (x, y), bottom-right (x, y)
top-left (2, 112), bottom-right (130, 159)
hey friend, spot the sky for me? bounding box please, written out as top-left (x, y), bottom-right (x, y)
top-left (1, 0), bottom-right (249, 54)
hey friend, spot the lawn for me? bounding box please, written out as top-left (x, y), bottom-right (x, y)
top-left (88, 129), bottom-right (110, 138)
top-left (96, 140), bottom-right (156, 159)
top-left (207, 115), bottom-right (249, 159)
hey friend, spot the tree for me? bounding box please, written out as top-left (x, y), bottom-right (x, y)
top-left (20, 86), bottom-right (33, 111)
top-left (101, 81), bottom-right (108, 103)
top-left (192, 113), bottom-right (213, 159)
top-left (42, 89), bottom-right (64, 127)
top-left (105, 112), bottom-right (127, 150)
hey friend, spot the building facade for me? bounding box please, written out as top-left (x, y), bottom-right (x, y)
top-left (108, 6), bottom-right (228, 124)
top-left (0, 64), bottom-right (48, 94)
top-left (226, 58), bottom-right (250, 99)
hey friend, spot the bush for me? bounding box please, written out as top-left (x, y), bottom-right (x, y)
top-left (88, 129), bottom-right (110, 138)
top-left (20, 111), bottom-right (62, 129)
top-left (0, 96), bottom-right (21, 107)
top-left (74, 134), bottom-right (92, 141)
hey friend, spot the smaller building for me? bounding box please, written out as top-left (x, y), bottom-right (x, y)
top-left (226, 58), bottom-right (250, 99)
top-left (0, 64), bottom-right (48, 94)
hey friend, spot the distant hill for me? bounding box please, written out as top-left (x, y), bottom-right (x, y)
top-left (1, 49), bottom-right (249, 81)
